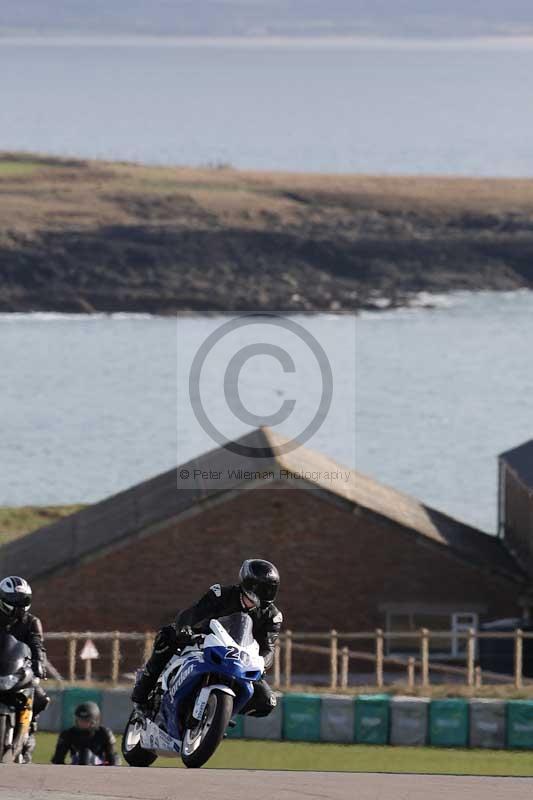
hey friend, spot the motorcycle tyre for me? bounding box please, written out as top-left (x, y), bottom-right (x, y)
top-left (0, 716), bottom-right (11, 763)
top-left (181, 689), bottom-right (233, 769)
top-left (121, 711), bottom-right (157, 768)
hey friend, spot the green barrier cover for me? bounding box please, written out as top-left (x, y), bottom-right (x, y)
top-left (429, 698), bottom-right (469, 747)
top-left (283, 694), bottom-right (321, 742)
top-left (320, 695), bottom-right (355, 743)
top-left (507, 700), bottom-right (533, 749)
top-left (469, 698), bottom-right (506, 749)
top-left (37, 688), bottom-right (63, 733)
top-left (62, 687), bottom-right (103, 730)
top-left (355, 694), bottom-right (390, 745)
top-left (243, 694), bottom-right (283, 740)
top-left (226, 714), bottom-right (244, 739)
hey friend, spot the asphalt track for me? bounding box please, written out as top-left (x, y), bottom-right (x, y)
top-left (1, 765), bottom-right (533, 800)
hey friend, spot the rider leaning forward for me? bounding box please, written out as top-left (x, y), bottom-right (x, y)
top-left (52, 702), bottom-right (120, 765)
top-left (0, 576), bottom-right (50, 761)
top-left (132, 559), bottom-right (282, 718)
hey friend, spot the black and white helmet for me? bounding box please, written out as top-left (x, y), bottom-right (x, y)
top-left (239, 559), bottom-right (280, 607)
top-left (0, 576), bottom-right (32, 620)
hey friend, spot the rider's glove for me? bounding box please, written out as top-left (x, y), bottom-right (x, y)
top-left (33, 661), bottom-right (46, 680)
top-left (175, 625), bottom-right (194, 647)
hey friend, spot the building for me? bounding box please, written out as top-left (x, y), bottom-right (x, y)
top-left (498, 439), bottom-right (533, 613)
top-left (0, 427), bottom-right (527, 673)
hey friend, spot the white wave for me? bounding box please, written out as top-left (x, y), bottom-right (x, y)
top-left (358, 307), bottom-right (419, 320)
top-left (357, 293), bottom-right (461, 319)
top-left (109, 312), bottom-right (156, 320)
top-left (315, 313), bottom-right (354, 321)
top-left (0, 312), bottom-right (156, 322)
top-left (409, 291), bottom-right (459, 308)
top-left (358, 288), bottom-right (533, 319)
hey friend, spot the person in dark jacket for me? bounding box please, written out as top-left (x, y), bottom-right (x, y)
top-left (132, 559), bottom-right (282, 718)
top-left (0, 576), bottom-right (49, 761)
top-left (52, 702), bottom-right (120, 765)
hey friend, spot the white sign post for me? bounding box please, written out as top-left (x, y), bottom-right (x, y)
top-left (80, 639), bottom-right (100, 682)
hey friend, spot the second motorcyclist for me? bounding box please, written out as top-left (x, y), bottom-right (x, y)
top-left (0, 576), bottom-right (50, 762)
top-left (51, 702), bottom-right (120, 765)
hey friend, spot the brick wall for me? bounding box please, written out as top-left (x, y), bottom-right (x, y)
top-left (35, 481), bottom-right (521, 640)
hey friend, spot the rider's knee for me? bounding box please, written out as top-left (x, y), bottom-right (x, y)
top-left (251, 690), bottom-right (277, 718)
top-left (33, 686), bottom-right (50, 716)
top-left (265, 692), bottom-right (277, 714)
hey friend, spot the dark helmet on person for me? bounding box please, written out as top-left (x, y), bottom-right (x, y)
top-left (75, 702), bottom-right (101, 729)
top-left (239, 559), bottom-right (280, 607)
top-left (0, 576), bottom-right (32, 621)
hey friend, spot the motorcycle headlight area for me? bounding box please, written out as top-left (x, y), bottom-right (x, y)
top-left (0, 674), bottom-right (19, 691)
top-left (205, 647), bottom-right (262, 680)
top-left (205, 647), bottom-right (223, 666)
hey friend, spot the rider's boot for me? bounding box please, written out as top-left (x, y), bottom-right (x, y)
top-left (20, 727), bottom-right (36, 764)
top-left (131, 628), bottom-right (178, 709)
top-left (132, 623), bottom-right (188, 716)
top-left (131, 667), bottom-right (157, 709)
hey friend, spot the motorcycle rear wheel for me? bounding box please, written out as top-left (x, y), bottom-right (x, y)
top-left (181, 689), bottom-right (233, 769)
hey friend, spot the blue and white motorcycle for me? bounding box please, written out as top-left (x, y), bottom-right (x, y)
top-left (122, 612), bottom-right (264, 768)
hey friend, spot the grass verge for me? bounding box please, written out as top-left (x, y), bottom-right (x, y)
top-left (32, 734), bottom-right (533, 775)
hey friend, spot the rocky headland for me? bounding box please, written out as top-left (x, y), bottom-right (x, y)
top-left (1, 153), bottom-right (533, 314)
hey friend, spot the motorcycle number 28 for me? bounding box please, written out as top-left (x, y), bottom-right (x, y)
top-left (225, 646), bottom-right (250, 666)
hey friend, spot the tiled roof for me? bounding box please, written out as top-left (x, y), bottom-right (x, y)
top-left (0, 428), bottom-right (524, 584)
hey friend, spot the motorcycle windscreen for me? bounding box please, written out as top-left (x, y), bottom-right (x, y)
top-left (0, 632), bottom-right (31, 675)
top-left (217, 613), bottom-right (254, 647)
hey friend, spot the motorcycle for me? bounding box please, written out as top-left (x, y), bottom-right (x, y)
top-left (122, 612), bottom-right (264, 768)
top-left (0, 632), bottom-right (37, 763)
top-left (71, 750), bottom-right (106, 766)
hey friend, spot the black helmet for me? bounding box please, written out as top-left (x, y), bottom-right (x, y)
top-left (75, 702), bottom-right (100, 728)
top-left (0, 576), bottom-right (32, 621)
top-left (239, 559), bottom-right (280, 607)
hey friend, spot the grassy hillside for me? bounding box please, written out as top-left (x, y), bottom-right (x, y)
top-left (2, 152), bottom-right (533, 314)
top-left (0, 505), bottom-right (85, 546)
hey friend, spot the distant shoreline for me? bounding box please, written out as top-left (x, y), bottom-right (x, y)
top-left (3, 34), bottom-right (533, 49)
top-left (1, 153), bottom-right (532, 315)
top-left (0, 291), bottom-right (529, 320)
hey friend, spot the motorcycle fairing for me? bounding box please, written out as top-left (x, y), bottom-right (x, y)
top-left (140, 717), bottom-right (181, 755)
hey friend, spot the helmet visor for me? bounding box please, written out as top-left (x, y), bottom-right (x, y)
top-left (260, 581), bottom-right (278, 603)
top-left (75, 716), bottom-right (97, 730)
top-left (0, 599), bottom-right (15, 616)
top-left (12, 595), bottom-right (31, 609)
top-left (241, 590), bottom-right (260, 610)
top-left (241, 579), bottom-right (277, 605)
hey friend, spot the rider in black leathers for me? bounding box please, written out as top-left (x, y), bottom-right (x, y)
top-left (132, 559), bottom-right (282, 717)
top-left (52, 702), bottom-right (120, 766)
top-left (0, 576), bottom-right (50, 760)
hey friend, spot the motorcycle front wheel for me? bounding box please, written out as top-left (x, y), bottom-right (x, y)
top-left (122, 711), bottom-right (157, 768)
top-left (181, 689), bottom-right (233, 769)
top-left (0, 715), bottom-right (10, 763)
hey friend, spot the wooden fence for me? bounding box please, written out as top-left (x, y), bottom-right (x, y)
top-left (45, 629), bottom-right (533, 690)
